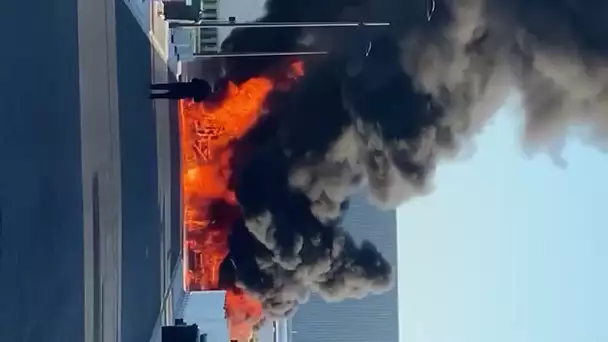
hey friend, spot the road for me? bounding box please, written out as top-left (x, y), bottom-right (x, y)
top-left (0, 0), bottom-right (180, 341)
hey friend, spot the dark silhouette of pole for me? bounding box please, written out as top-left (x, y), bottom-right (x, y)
top-left (192, 51), bottom-right (328, 59)
top-left (169, 20), bottom-right (390, 29)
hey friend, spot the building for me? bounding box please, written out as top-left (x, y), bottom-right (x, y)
top-left (179, 290), bottom-right (231, 342)
top-left (193, 0), bottom-right (220, 53)
top-left (274, 319), bottom-right (292, 342)
top-left (179, 0), bottom-right (270, 81)
top-left (178, 0), bottom-right (223, 80)
top-left (257, 322), bottom-right (275, 342)
top-left (290, 193), bottom-right (400, 342)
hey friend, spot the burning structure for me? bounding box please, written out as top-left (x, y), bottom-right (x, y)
top-left (178, 0), bottom-right (607, 340)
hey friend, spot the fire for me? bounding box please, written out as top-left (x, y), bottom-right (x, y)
top-left (179, 62), bottom-right (304, 341)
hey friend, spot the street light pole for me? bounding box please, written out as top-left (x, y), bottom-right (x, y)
top-left (169, 20), bottom-right (391, 29)
top-left (192, 51), bottom-right (328, 59)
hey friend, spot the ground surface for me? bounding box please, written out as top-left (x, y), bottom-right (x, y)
top-left (0, 0), bottom-right (180, 341)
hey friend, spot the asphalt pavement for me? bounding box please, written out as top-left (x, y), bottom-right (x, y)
top-left (0, 0), bottom-right (180, 341)
top-left (0, 0), bottom-right (85, 339)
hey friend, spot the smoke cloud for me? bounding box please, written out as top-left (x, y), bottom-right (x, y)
top-left (213, 0), bottom-right (608, 317)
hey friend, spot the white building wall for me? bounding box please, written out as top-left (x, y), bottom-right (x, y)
top-left (256, 322), bottom-right (274, 342)
top-left (181, 291), bottom-right (230, 342)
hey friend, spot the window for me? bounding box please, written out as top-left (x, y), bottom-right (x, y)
top-left (199, 28), bottom-right (217, 40)
top-left (201, 8), bottom-right (217, 19)
top-left (200, 33), bottom-right (217, 40)
top-left (202, 0), bottom-right (217, 10)
top-left (200, 42), bottom-right (218, 52)
top-left (201, 27), bottom-right (218, 34)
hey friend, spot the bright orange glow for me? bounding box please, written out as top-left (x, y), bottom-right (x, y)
top-left (179, 62), bottom-right (304, 341)
top-left (291, 60), bottom-right (304, 78)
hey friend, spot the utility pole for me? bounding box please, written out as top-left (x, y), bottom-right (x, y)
top-left (169, 20), bottom-right (391, 29)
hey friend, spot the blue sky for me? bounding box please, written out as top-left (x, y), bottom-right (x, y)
top-left (397, 101), bottom-right (608, 342)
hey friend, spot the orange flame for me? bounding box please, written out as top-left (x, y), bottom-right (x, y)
top-left (179, 62), bottom-right (304, 341)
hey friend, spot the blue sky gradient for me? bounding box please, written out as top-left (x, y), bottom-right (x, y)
top-left (397, 102), bottom-right (608, 342)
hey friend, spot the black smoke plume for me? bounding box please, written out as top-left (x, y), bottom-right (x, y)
top-left (212, 0), bottom-right (608, 318)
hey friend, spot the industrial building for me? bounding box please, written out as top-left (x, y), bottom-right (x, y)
top-left (290, 193), bottom-right (400, 342)
top-left (179, 291), bottom-right (230, 342)
top-left (151, 193), bottom-right (399, 342)
top-left (194, 0), bottom-right (220, 53)
top-left (149, 2), bottom-right (399, 341)
top-left (151, 178), bottom-right (400, 342)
